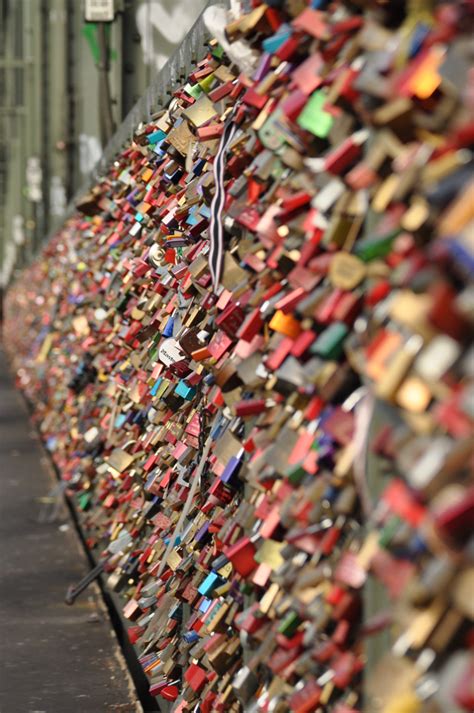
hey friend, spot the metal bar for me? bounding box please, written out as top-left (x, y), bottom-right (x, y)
top-left (97, 22), bottom-right (116, 145)
top-left (65, 0), bottom-right (76, 202)
top-left (39, 0), bottom-right (50, 239)
top-left (65, 559), bottom-right (108, 605)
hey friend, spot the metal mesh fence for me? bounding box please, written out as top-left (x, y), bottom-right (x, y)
top-left (74, 0), bottom-right (232, 210)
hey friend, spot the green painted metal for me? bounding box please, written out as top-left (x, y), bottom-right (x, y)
top-left (0, 0), bottom-right (215, 287)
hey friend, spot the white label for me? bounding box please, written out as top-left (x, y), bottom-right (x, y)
top-left (158, 338), bottom-right (185, 366)
top-left (415, 335), bottom-right (460, 382)
top-left (84, 0), bottom-right (114, 22)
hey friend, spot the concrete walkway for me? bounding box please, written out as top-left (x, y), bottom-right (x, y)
top-left (0, 349), bottom-right (140, 713)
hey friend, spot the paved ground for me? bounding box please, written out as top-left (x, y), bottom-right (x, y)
top-left (0, 349), bottom-right (141, 713)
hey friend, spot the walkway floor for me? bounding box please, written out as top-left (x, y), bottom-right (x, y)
top-left (0, 349), bottom-right (140, 713)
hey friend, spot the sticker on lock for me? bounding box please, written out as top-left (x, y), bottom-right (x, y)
top-left (258, 107), bottom-right (288, 151)
top-left (158, 338), bottom-right (185, 366)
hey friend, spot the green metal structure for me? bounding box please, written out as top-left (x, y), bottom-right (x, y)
top-left (0, 0), bottom-right (207, 288)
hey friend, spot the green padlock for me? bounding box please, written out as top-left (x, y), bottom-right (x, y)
top-left (297, 90), bottom-right (334, 139)
top-left (311, 322), bottom-right (348, 360)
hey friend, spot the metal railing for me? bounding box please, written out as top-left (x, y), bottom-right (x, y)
top-left (69, 0), bottom-right (231, 217)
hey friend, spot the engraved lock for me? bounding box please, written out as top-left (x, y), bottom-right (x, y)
top-left (259, 107), bottom-right (288, 152)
